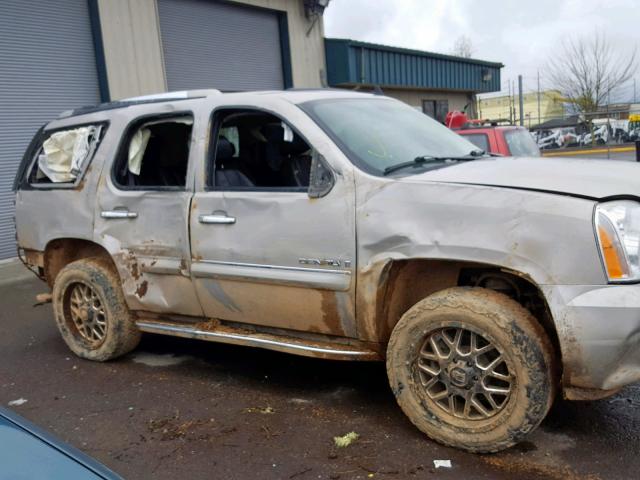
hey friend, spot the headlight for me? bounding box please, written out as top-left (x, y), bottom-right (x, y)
top-left (595, 200), bottom-right (640, 282)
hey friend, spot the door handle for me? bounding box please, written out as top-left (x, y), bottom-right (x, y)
top-left (101, 209), bottom-right (138, 219)
top-left (199, 213), bottom-right (236, 225)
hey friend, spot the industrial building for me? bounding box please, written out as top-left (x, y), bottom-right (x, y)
top-left (325, 38), bottom-right (503, 122)
top-left (477, 90), bottom-right (566, 127)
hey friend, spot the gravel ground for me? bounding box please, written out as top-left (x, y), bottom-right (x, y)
top-left (2, 278), bottom-right (639, 479)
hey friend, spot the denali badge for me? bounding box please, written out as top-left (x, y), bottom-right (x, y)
top-left (299, 258), bottom-right (351, 268)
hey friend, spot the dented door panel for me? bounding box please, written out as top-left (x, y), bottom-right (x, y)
top-left (95, 190), bottom-right (201, 316)
top-left (191, 190), bottom-right (356, 336)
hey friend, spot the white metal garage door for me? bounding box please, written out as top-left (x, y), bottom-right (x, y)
top-left (158, 0), bottom-right (285, 92)
top-left (0, 0), bottom-right (101, 260)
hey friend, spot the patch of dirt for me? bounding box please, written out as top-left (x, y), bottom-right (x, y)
top-left (147, 414), bottom-right (214, 441)
top-left (481, 456), bottom-right (600, 480)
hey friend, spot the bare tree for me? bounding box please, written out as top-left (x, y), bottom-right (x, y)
top-left (547, 32), bottom-right (637, 114)
top-left (451, 35), bottom-right (474, 58)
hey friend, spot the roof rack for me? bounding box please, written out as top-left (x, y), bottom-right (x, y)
top-left (58, 89), bottom-right (221, 119)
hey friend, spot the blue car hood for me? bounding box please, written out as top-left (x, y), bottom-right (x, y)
top-left (0, 408), bottom-right (121, 480)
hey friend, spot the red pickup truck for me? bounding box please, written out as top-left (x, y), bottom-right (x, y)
top-left (446, 111), bottom-right (541, 157)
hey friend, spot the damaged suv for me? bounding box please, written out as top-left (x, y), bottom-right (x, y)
top-left (13, 89), bottom-right (640, 452)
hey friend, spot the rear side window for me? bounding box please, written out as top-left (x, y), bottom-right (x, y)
top-left (458, 133), bottom-right (489, 153)
top-left (112, 114), bottom-right (193, 189)
top-left (504, 129), bottom-right (540, 157)
top-left (27, 124), bottom-right (105, 187)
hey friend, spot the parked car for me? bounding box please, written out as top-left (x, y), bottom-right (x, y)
top-left (444, 112), bottom-right (540, 156)
top-left (0, 407), bottom-right (122, 479)
top-left (456, 125), bottom-right (541, 156)
top-left (13, 89), bottom-right (640, 453)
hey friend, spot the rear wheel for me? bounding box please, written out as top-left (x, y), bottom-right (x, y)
top-left (52, 257), bottom-right (141, 361)
top-left (386, 287), bottom-right (555, 453)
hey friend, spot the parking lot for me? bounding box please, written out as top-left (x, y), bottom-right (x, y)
top-left (1, 277), bottom-right (638, 480)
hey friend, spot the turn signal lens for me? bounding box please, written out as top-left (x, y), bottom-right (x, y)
top-left (596, 223), bottom-right (627, 279)
top-left (595, 201), bottom-right (640, 282)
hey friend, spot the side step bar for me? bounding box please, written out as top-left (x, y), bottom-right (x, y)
top-left (136, 319), bottom-right (382, 361)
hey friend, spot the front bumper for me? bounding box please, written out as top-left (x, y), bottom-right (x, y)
top-left (543, 284), bottom-right (640, 392)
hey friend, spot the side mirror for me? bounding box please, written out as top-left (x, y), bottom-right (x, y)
top-left (308, 152), bottom-right (335, 198)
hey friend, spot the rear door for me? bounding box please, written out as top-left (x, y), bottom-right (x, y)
top-left (189, 98), bottom-right (357, 337)
top-left (94, 107), bottom-right (201, 316)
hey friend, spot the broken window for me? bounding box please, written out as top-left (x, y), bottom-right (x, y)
top-left (210, 110), bottom-right (312, 190)
top-left (29, 124), bottom-right (104, 185)
top-left (114, 115), bottom-right (193, 189)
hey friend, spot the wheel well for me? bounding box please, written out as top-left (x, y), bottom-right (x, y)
top-left (44, 238), bottom-right (115, 287)
top-left (379, 259), bottom-right (561, 370)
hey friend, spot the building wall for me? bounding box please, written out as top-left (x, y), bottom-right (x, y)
top-left (383, 88), bottom-right (476, 117)
top-left (96, 0), bottom-right (167, 100)
top-left (477, 90), bottom-right (565, 126)
top-left (97, 0), bottom-right (326, 100)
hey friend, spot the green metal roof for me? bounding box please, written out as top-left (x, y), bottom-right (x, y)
top-left (325, 38), bottom-right (503, 93)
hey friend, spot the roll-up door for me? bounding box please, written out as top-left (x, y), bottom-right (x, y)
top-left (158, 0), bottom-right (285, 92)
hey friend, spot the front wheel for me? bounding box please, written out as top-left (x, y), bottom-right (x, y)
top-left (386, 287), bottom-right (556, 453)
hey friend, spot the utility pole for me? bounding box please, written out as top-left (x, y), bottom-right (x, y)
top-left (508, 81), bottom-right (512, 123)
top-left (512, 80), bottom-right (516, 123)
top-left (518, 75), bottom-right (524, 127)
top-left (537, 71), bottom-right (541, 126)
top-left (634, 78), bottom-right (637, 103)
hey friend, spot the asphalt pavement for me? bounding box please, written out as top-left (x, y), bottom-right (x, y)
top-left (2, 278), bottom-right (639, 480)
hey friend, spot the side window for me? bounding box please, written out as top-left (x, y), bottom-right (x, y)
top-left (113, 114), bottom-right (193, 189)
top-left (28, 124), bottom-right (104, 186)
top-left (209, 110), bottom-right (314, 191)
top-left (459, 133), bottom-right (490, 153)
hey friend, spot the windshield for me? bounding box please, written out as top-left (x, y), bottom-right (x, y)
top-left (301, 98), bottom-right (481, 175)
top-left (504, 129), bottom-right (540, 157)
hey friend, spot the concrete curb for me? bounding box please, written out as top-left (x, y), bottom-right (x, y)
top-left (542, 145), bottom-right (636, 157)
top-left (0, 257), bottom-right (39, 286)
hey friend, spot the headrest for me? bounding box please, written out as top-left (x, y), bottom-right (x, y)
top-left (281, 133), bottom-right (310, 156)
top-left (261, 124), bottom-right (309, 156)
top-left (216, 136), bottom-right (235, 160)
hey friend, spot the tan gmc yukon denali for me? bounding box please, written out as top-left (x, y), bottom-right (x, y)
top-left (13, 89), bottom-right (640, 452)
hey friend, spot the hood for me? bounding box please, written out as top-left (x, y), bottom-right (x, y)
top-left (408, 156), bottom-right (639, 199)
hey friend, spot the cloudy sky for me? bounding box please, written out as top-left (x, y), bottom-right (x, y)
top-left (324, 0), bottom-right (639, 100)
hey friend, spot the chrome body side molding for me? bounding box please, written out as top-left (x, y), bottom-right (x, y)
top-left (190, 260), bottom-right (352, 291)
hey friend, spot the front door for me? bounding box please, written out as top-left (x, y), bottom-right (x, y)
top-left (189, 102), bottom-right (357, 337)
top-left (95, 109), bottom-right (202, 317)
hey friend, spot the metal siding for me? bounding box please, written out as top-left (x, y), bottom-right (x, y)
top-left (158, 0), bottom-right (284, 91)
top-left (0, 0), bottom-right (100, 260)
top-left (325, 39), bottom-right (502, 93)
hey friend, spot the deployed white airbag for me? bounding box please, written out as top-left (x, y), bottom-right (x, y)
top-left (38, 127), bottom-right (95, 182)
top-left (128, 128), bottom-right (151, 176)
top-left (127, 117), bottom-right (193, 175)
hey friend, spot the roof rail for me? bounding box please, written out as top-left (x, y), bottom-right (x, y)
top-left (122, 89), bottom-right (221, 101)
top-left (58, 89), bottom-right (221, 119)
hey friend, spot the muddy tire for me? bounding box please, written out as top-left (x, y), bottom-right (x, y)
top-left (386, 287), bottom-right (555, 453)
top-left (52, 257), bottom-right (141, 361)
